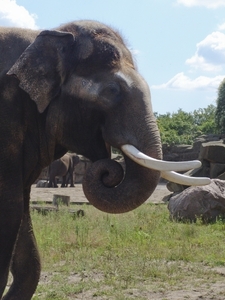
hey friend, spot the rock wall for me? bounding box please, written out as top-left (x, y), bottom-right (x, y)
top-left (167, 134), bottom-right (225, 193)
top-left (38, 135), bottom-right (225, 187)
top-left (37, 154), bottom-right (124, 184)
top-left (166, 135), bottom-right (225, 223)
top-left (73, 156), bottom-right (92, 183)
top-left (163, 134), bottom-right (225, 162)
top-left (192, 140), bottom-right (225, 180)
top-left (37, 155), bottom-right (91, 184)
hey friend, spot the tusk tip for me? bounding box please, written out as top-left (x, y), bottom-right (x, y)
top-left (161, 170), bottom-right (211, 186)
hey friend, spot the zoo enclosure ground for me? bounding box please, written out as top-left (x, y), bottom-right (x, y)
top-left (27, 184), bottom-right (225, 300)
top-left (30, 182), bottom-right (170, 205)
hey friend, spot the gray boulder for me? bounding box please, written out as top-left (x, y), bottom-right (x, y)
top-left (168, 179), bottom-right (225, 223)
top-left (36, 180), bottom-right (49, 187)
top-left (199, 141), bottom-right (225, 163)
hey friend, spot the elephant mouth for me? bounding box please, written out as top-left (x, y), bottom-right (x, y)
top-left (105, 142), bottom-right (112, 159)
top-left (121, 144), bottom-right (211, 186)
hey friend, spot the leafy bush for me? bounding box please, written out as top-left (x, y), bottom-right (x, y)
top-left (155, 105), bottom-right (217, 146)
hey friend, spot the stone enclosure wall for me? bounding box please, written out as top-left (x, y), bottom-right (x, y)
top-left (38, 156), bottom-right (92, 184)
top-left (163, 134), bottom-right (225, 180)
top-left (163, 134), bottom-right (225, 162)
top-left (38, 134), bottom-right (225, 186)
top-left (166, 134), bottom-right (225, 193)
top-left (37, 154), bottom-right (123, 184)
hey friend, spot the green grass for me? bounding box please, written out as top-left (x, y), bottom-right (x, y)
top-left (29, 204), bottom-right (225, 299)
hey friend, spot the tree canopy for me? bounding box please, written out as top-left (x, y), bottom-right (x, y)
top-left (215, 78), bottom-right (225, 134)
top-left (155, 104), bottom-right (217, 146)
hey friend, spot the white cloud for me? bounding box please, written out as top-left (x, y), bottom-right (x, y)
top-left (0, 0), bottom-right (38, 29)
top-left (186, 32), bottom-right (225, 72)
top-left (152, 1), bottom-right (225, 95)
top-left (151, 72), bottom-right (225, 91)
top-left (154, 31), bottom-right (225, 92)
top-left (218, 23), bottom-right (225, 31)
top-left (177, 0), bottom-right (225, 9)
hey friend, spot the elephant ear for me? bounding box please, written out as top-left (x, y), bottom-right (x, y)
top-left (7, 30), bottom-right (75, 113)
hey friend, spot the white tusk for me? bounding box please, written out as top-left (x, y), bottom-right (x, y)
top-left (161, 171), bottom-right (211, 186)
top-left (121, 144), bottom-right (211, 186)
top-left (121, 144), bottom-right (202, 172)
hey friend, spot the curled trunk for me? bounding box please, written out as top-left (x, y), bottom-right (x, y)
top-left (82, 150), bottom-right (161, 214)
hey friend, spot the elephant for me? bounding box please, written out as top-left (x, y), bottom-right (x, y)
top-left (0, 20), bottom-right (210, 299)
top-left (48, 153), bottom-right (80, 187)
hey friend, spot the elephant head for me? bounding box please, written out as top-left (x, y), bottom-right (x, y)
top-left (8, 20), bottom-right (210, 214)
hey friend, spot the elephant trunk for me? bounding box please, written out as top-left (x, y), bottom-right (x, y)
top-left (82, 132), bottom-right (210, 213)
top-left (82, 128), bottom-right (162, 214)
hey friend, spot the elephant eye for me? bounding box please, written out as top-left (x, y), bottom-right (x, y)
top-left (98, 82), bottom-right (121, 109)
top-left (104, 82), bottom-right (120, 96)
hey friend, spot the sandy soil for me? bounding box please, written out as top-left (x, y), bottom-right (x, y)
top-left (30, 182), bottom-right (170, 205)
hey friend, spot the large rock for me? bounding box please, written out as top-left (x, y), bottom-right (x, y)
top-left (162, 135), bottom-right (225, 162)
top-left (36, 180), bottom-right (49, 187)
top-left (163, 144), bottom-right (199, 161)
top-left (74, 157), bottom-right (92, 183)
top-left (193, 134), bottom-right (222, 150)
top-left (168, 179), bottom-right (225, 223)
top-left (199, 141), bottom-right (225, 163)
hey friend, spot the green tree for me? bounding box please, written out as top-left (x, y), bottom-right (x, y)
top-left (155, 104), bottom-right (217, 146)
top-left (156, 109), bottom-right (197, 145)
top-left (215, 78), bottom-right (225, 133)
top-left (193, 105), bottom-right (217, 135)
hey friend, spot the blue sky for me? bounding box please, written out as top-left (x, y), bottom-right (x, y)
top-left (0, 0), bottom-right (225, 114)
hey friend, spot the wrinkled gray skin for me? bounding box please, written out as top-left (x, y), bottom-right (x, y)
top-left (48, 153), bottom-right (80, 187)
top-left (0, 20), bottom-right (162, 299)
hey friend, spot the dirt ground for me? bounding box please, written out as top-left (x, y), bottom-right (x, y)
top-left (30, 182), bottom-right (170, 205)
top-left (30, 184), bottom-right (225, 299)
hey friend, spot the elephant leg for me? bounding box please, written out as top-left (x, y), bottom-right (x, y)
top-left (49, 175), bottom-right (58, 187)
top-left (65, 173), bottom-right (70, 187)
top-left (61, 175), bottom-right (66, 187)
top-left (68, 171), bottom-right (74, 187)
top-left (3, 211), bottom-right (41, 300)
top-left (53, 177), bottom-right (58, 187)
top-left (70, 175), bottom-right (75, 187)
top-left (0, 202), bottom-right (22, 299)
